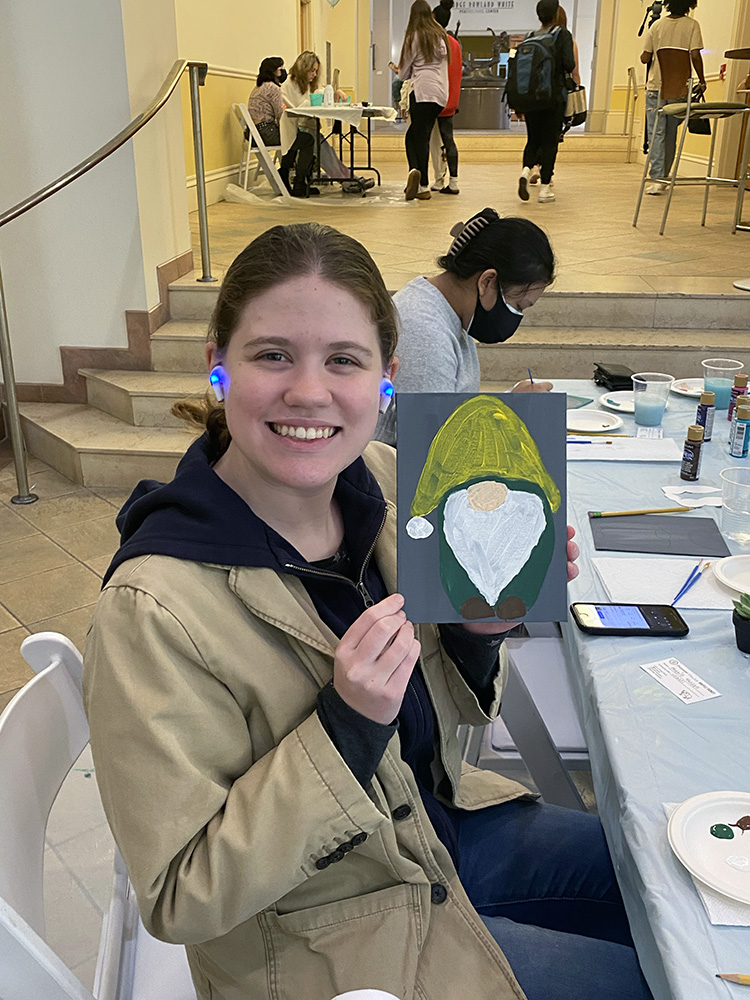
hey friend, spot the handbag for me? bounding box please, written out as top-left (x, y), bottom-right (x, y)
top-left (687, 85), bottom-right (711, 135)
top-left (593, 362), bottom-right (635, 392)
top-left (565, 84), bottom-right (587, 127)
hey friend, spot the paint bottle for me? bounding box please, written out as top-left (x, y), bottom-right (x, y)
top-left (727, 373), bottom-right (748, 421)
top-left (695, 390), bottom-right (715, 442)
top-left (323, 83), bottom-right (335, 107)
top-left (680, 424), bottom-right (704, 481)
top-left (729, 401), bottom-right (750, 459)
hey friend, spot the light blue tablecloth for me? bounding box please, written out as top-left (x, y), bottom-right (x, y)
top-left (554, 380), bottom-right (750, 1000)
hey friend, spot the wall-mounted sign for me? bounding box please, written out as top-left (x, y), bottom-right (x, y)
top-left (454, 0), bottom-right (540, 34)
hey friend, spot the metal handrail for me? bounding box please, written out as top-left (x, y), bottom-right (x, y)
top-left (0, 59), bottom-right (218, 503)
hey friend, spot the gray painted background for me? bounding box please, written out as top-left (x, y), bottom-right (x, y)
top-left (396, 392), bottom-right (568, 624)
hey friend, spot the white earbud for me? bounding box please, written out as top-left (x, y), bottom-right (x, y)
top-left (379, 377), bottom-right (395, 414)
top-left (209, 365), bottom-right (227, 402)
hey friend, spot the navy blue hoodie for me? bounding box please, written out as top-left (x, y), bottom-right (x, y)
top-left (106, 435), bottom-right (502, 866)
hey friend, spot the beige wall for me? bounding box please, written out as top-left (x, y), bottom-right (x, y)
top-left (175, 0), bottom-right (371, 200)
top-left (605, 0), bottom-right (749, 164)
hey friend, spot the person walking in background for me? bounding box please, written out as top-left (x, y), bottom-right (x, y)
top-left (509, 0), bottom-right (575, 204)
top-left (640, 0), bottom-right (705, 196)
top-left (394, 0), bottom-right (449, 201)
top-left (430, 1), bottom-right (463, 194)
top-left (528, 6), bottom-right (580, 187)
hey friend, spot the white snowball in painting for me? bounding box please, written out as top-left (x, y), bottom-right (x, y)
top-left (406, 515), bottom-right (434, 539)
top-left (443, 488), bottom-right (546, 605)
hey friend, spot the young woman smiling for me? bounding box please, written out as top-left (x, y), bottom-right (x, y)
top-left (84, 223), bottom-right (652, 1000)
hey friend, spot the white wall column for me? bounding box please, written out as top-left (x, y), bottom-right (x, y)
top-left (0, 0), bottom-right (190, 387)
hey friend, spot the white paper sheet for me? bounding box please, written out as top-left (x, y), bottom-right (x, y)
top-left (567, 439), bottom-right (683, 462)
top-left (640, 657), bottom-right (721, 704)
top-left (592, 556), bottom-right (736, 610)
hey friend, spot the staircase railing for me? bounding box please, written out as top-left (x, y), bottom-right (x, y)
top-left (0, 59), bottom-right (218, 504)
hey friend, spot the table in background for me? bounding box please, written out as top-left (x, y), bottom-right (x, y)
top-left (285, 105), bottom-right (397, 185)
top-left (555, 379), bottom-right (750, 1000)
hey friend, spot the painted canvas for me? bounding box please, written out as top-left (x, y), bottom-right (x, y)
top-left (397, 392), bottom-right (567, 624)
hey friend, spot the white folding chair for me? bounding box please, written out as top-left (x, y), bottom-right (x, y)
top-left (231, 103), bottom-right (290, 200)
top-left (464, 635), bottom-right (589, 812)
top-left (0, 632), bottom-right (196, 1000)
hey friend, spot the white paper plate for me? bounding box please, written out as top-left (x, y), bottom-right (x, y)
top-left (671, 378), bottom-right (704, 398)
top-left (598, 391), bottom-right (635, 414)
top-left (668, 791), bottom-right (750, 905)
top-left (566, 410), bottom-right (624, 433)
top-left (713, 555), bottom-right (750, 595)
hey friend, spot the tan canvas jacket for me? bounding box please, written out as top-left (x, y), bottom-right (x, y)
top-left (83, 442), bottom-right (531, 1000)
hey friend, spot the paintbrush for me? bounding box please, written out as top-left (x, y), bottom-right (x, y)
top-left (589, 507), bottom-right (689, 518)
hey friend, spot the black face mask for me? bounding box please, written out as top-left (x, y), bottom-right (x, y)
top-left (277, 68), bottom-right (288, 84)
top-left (467, 286), bottom-right (524, 344)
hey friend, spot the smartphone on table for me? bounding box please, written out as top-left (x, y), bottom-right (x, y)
top-left (570, 603), bottom-right (689, 637)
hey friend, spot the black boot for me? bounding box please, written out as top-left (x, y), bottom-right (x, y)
top-left (278, 153), bottom-right (294, 194)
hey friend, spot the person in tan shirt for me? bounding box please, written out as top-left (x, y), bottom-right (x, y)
top-left (84, 224), bottom-right (654, 1000)
top-left (640, 0), bottom-right (706, 194)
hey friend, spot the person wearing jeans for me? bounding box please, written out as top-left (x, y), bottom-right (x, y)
top-left (394, 0), bottom-right (449, 200)
top-left (457, 801), bottom-right (654, 1000)
top-left (640, 0), bottom-right (705, 195)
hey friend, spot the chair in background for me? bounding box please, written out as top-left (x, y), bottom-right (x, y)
top-left (634, 47), bottom-right (750, 235)
top-left (231, 103), bottom-right (290, 200)
top-left (0, 632), bottom-right (196, 1000)
top-left (462, 633), bottom-right (589, 812)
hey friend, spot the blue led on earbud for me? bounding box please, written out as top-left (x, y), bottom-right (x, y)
top-left (379, 377), bottom-right (395, 413)
top-left (209, 365), bottom-right (227, 402)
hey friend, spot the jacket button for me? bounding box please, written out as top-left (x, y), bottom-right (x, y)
top-left (351, 832), bottom-right (368, 846)
top-left (430, 884), bottom-right (448, 905)
top-left (392, 804), bottom-right (412, 821)
top-left (329, 848), bottom-right (345, 863)
top-left (340, 841), bottom-right (354, 853)
top-left (315, 857), bottom-right (331, 870)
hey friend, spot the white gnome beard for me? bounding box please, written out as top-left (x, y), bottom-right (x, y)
top-left (442, 489), bottom-right (546, 605)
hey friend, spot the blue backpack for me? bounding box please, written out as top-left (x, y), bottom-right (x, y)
top-left (506, 27), bottom-right (561, 113)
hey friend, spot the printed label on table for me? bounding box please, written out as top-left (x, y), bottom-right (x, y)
top-left (636, 427), bottom-right (664, 439)
top-left (639, 657), bottom-right (721, 704)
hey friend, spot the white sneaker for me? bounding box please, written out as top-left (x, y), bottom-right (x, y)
top-left (431, 174), bottom-right (446, 191)
top-left (646, 181), bottom-right (668, 196)
top-left (538, 184), bottom-right (555, 203)
top-left (529, 168), bottom-right (541, 185)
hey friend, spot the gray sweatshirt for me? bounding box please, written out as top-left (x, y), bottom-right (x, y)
top-left (374, 276), bottom-right (479, 445)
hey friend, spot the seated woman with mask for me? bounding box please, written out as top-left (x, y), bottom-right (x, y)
top-left (375, 209), bottom-right (554, 446)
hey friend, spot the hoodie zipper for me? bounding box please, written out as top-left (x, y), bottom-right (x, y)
top-left (284, 506), bottom-right (387, 611)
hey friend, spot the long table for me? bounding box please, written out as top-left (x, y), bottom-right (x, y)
top-left (554, 379), bottom-right (749, 1000)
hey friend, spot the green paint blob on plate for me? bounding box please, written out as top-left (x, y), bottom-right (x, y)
top-left (710, 824), bottom-right (735, 840)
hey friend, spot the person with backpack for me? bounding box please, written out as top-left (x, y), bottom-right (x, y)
top-left (507, 0), bottom-right (575, 204)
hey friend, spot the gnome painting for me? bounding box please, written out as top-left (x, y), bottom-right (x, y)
top-left (397, 393), bottom-right (567, 624)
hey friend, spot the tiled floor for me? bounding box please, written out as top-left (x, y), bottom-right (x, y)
top-left (202, 159), bottom-right (750, 291)
top-left (0, 445), bottom-right (121, 990)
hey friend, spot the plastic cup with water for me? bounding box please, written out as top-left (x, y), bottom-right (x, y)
top-left (720, 467), bottom-right (750, 547)
top-left (631, 372), bottom-right (674, 427)
top-left (702, 358), bottom-right (744, 410)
